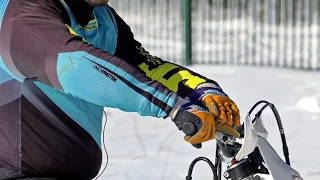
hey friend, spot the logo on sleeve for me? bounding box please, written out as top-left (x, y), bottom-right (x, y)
top-left (93, 65), bottom-right (117, 82)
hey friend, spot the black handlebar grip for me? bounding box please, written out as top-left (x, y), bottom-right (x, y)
top-left (182, 122), bottom-right (202, 149)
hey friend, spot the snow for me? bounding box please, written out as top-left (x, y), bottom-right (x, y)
top-left (95, 65), bottom-right (320, 180)
top-left (295, 97), bottom-right (320, 113)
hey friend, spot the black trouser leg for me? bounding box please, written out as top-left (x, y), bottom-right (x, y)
top-left (0, 166), bottom-right (58, 180)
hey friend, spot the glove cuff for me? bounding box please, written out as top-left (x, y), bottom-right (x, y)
top-left (169, 97), bottom-right (191, 119)
top-left (188, 83), bottom-right (228, 103)
top-left (196, 82), bottom-right (221, 89)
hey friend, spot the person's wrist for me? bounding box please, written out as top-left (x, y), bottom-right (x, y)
top-left (196, 82), bottom-right (221, 90)
top-left (188, 83), bottom-right (227, 104)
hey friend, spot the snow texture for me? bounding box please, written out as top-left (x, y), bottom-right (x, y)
top-left (95, 65), bottom-right (320, 180)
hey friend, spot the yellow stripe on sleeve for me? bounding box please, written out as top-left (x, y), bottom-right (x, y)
top-left (139, 62), bottom-right (206, 93)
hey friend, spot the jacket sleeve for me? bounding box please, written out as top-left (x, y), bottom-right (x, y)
top-left (0, 1), bottom-right (178, 118)
top-left (110, 8), bottom-right (222, 99)
top-left (134, 45), bottom-right (221, 97)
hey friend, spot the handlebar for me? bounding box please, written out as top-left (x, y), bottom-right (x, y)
top-left (182, 122), bottom-right (243, 148)
top-left (182, 122), bottom-right (202, 148)
top-left (184, 101), bottom-right (297, 180)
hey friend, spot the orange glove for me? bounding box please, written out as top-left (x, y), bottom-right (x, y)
top-left (169, 98), bottom-right (217, 145)
top-left (187, 83), bottom-right (241, 138)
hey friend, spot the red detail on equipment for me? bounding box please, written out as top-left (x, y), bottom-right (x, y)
top-left (231, 159), bottom-right (238, 164)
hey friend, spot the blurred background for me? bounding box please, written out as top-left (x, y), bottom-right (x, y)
top-left (99, 1), bottom-right (320, 180)
top-left (109, 0), bottom-right (319, 69)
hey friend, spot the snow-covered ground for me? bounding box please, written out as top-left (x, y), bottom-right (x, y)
top-left (96, 65), bottom-right (320, 180)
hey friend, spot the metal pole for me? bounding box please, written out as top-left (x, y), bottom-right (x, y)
top-left (184, 0), bottom-right (192, 65)
top-left (318, 0), bottom-right (320, 18)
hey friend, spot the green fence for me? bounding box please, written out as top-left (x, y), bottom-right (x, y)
top-left (109, 0), bottom-right (320, 70)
